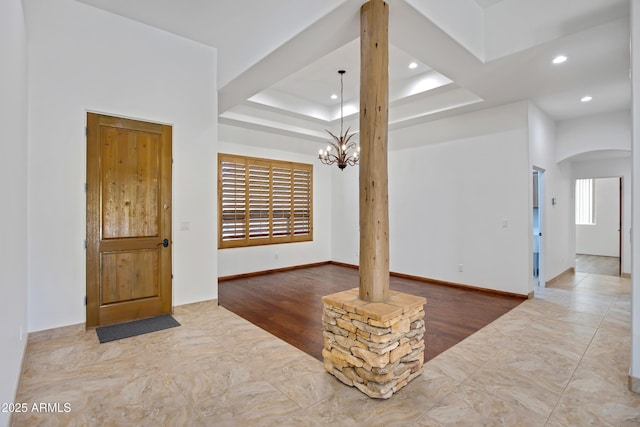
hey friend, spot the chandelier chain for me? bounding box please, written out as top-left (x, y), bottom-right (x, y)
top-left (340, 71), bottom-right (344, 137)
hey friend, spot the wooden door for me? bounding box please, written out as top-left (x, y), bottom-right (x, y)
top-left (86, 113), bottom-right (172, 327)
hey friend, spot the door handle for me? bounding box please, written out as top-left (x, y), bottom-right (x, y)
top-left (158, 238), bottom-right (169, 248)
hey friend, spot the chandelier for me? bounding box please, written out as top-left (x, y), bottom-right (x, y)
top-left (318, 70), bottom-right (359, 170)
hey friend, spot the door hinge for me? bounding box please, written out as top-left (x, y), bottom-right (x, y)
top-left (84, 240), bottom-right (87, 249)
top-left (85, 127), bottom-right (88, 137)
top-left (171, 274), bottom-right (174, 279)
top-left (84, 296), bottom-right (87, 306)
top-left (84, 182), bottom-right (87, 192)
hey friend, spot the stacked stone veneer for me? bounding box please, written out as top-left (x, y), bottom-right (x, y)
top-left (321, 288), bottom-right (426, 399)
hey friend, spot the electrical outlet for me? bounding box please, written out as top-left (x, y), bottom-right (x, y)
top-left (458, 264), bottom-right (464, 272)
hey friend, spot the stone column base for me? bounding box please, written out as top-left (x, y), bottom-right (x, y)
top-left (630, 375), bottom-right (640, 394)
top-left (321, 288), bottom-right (426, 399)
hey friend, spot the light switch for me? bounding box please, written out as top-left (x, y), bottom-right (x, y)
top-left (502, 219), bottom-right (509, 228)
top-left (180, 221), bottom-right (190, 231)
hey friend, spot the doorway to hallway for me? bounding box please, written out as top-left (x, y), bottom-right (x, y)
top-left (532, 168), bottom-right (544, 286)
top-left (574, 177), bottom-right (621, 277)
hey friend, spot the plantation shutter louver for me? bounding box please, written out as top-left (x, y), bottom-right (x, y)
top-left (272, 166), bottom-right (292, 237)
top-left (248, 163), bottom-right (270, 239)
top-left (575, 178), bottom-right (595, 225)
top-left (218, 154), bottom-right (313, 248)
top-left (220, 160), bottom-right (246, 243)
top-left (293, 167), bottom-right (312, 236)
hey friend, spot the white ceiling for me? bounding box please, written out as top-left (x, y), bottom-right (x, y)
top-left (473, 0), bottom-right (506, 7)
top-left (76, 0), bottom-right (631, 143)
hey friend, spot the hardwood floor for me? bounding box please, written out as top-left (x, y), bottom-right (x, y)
top-left (219, 264), bottom-right (524, 362)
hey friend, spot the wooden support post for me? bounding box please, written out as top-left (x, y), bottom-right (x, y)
top-left (359, 0), bottom-right (389, 303)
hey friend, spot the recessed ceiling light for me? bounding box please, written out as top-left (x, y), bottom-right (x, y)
top-left (409, 62), bottom-right (418, 69)
top-left (330, 94), bottom-right (338, 100)
top-left (581, 95), bottom-right (593, 102)
top-left (552, 55), bottom-right (568, 64)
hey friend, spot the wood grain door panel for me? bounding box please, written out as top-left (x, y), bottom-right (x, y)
top-left (100, 250), bottom-right (159, 304)
top-left (86, 113), bottom-right (172, 327)
top-left (101, 128), bottom-right (160, 239)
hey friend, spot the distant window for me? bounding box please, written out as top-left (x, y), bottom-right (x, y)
top-left (218, 153), bottom-right (313, 248)
top-left (575, 179), bottom-right (595, 225)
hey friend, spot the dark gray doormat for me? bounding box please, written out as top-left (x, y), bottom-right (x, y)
top-left (96, 314), bottom-right (180, 343)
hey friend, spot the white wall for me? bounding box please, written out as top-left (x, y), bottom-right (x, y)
top-left (576, 177), bottom-right (620, 257)
top-left (556, 110), bottom-right (631, 162)
top-left (217, 124), bottom-right (332, 277)
top-left (332, 103), bottom-right (532, 296)
top-left (528, 103), bottom-right (574, 284)
top-left (630, 0), bottom-right (640, 389)
top-left (24, 0), bottom-right (218, 332)
top-left (330, 164), bottom-right (359, 265)
top-left (0, 0), bottom-right (29, 424)
top-left (390, 129), bottom-right (531, 295)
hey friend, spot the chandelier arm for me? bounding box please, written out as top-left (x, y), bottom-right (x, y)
top-left (324, 152), bottom-right (340, 162)
top-left (320, 156), bottom-right (338, 166)
top-left (326, 141), bottom-right (342, 153)
top-left (342, 131), bottom-right (355, 143)
top-left (324, 131), bottom-right (344, 148)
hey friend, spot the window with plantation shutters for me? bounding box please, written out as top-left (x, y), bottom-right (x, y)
top-left (575, 178), bottom-right (595, 225)
top-left (218, 154), bottom-right (312, 248)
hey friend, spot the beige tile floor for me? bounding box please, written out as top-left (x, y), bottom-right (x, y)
top-left (11, 272), bottom-right (640, 426)
top-left (575, 254), bottom-right (620, 277)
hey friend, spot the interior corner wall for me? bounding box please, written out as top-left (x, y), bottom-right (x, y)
top-left (332, 103), bottom-right (532, 296)
top-left (528, 103), bottom-right (574, 284)
top-left (24, 0), bottom-right (218, 332)
top-left (630, 0), bottom-right (640, 386)
top-left (217, 124), bottom-right (332, 277)
top-left (0, 0), bottom-right (29, 424)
